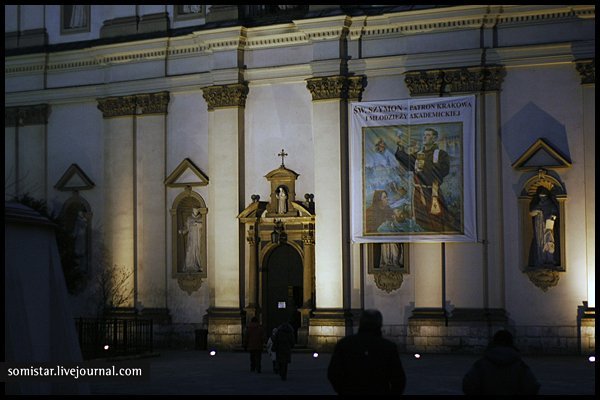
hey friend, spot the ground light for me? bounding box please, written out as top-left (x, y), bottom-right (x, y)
top-left (209, 350), bottom-right (217, 356)
top-left (414, 353), bottom-right (421, 359)
top-left (588, 355), bottom-right (595, 363)
top-left (312, 352), bottom-right (319, 358)
top-left (104, 345), bottom-right (110, 350)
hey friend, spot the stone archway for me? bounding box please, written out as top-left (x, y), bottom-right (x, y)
top-left (262, 243), bottom-right (303, 338)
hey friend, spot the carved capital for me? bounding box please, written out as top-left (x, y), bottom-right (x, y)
top-left (306, 75), bottom-right (366, 101)
top-left (97, 95), bottom-right (137, 117)
top-left (201, 83), bottom-right (249, 111)
top-left (347, 75), bottom-right (367, 101)
top-left (5, 104), bottom-right (50, 127)
top-left (575, 59), bottom-right (595, 85)
top-left (405, 65), bottom-right (505, 96)
top-left (97, 92), bottom-right (170, 118)
top-left (302, 231), bottom-right (315, 246)
top-left (136, 91), bottom-right (170, 114)
top-left (404, 70), bottom-right (444, 97)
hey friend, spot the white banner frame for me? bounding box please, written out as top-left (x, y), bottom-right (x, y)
top-left (350, 96), bottom-right (477, 243)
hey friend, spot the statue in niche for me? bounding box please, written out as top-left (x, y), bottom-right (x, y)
top-left (178, 207), bottom-right (203, 272)
top-left (528, 186), bottom-right (560, 269)
top-left (72, 210), bottom-right (89, 270)
top-left (377, 243), bottom-right (403, 269)
top-left (276, 186), bottom-right (288, 214)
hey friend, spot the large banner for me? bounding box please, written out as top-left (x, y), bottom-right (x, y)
top-left (350, 96), bottom-right (477, 243)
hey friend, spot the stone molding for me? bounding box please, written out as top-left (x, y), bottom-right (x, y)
top-left (201, 83), bottom-right (249, 110)
top-left (405, 65), bottom-right (505, 96)
top-left (97, 91), bottom-right (170, 118)
top-left (306, 75), bottom-right (366, 101)
top-left (575, 59), bottom-right (595, 85)
top-left (5, 104), bottom-right (50, 127)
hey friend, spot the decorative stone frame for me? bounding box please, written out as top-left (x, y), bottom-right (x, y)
top-left (518, 169), bottom-right (567, 291)
top-left (170, 187), bottom-right (208, 294)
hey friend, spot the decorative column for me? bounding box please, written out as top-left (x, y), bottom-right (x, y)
top-left (305, 75), bottom-right (365, 351)
top-left (404, 66), bottom-right (507, 353)
top-left (297, 224), bottom-right (315, 346)
top-left (245, 224), bottom-right (258, 320)
top-left (202, 83), bottom-right (248, 349)
top-left (96, 92), bottom-right (170, 321)
top-left (4, 104), bottom-right (50, 201)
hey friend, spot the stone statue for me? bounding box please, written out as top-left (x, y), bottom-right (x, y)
top-left (72, 210), bottom-right (88, 270)
top-left (379, 243), bottom-right (403, 268)
top-left (276, 187), bottom-right (288, 214)
top-left (528, 186), bottom-right (560, 268)
top-left (179, 208), bottom-right (203, 272)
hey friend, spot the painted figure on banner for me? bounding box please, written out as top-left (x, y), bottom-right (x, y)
top-left (365, 190), bottom-right (404, 269)
top-left (178, 208), bottom-right (203, 272)
top-left (394, 127), bottom-right (452, 232)
top-left (528, 186), bottom-right (560, 268)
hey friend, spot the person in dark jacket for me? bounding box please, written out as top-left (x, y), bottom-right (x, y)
top-left (273, 321), bottom-right (295, 381)
top-left (327, 309), bottom-right (406, 395)
top-left (463, 329), bottom-right (540, 395)
top-left (244, 316), bottom-right (265, 373)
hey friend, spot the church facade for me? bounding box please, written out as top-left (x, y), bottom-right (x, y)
top-left (5, 5), bottom-right (595, 354)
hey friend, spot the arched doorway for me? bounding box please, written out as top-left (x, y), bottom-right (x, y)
top-left (263, 243), bottom-right (303, 339)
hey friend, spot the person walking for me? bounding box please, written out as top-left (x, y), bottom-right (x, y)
top-left (462, 329), bottom-right (540, 395)
top-left (266, 328), bottom-right (278, 374)
top-left (244, 317), bottom-right (265, 373)
top-left (273, 321), bottom-right (295, 381)
top-left (327, 309), bottom-right (406, 395)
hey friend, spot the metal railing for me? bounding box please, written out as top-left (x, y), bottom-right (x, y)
top-left (76, 318), bottom-right (153, 359)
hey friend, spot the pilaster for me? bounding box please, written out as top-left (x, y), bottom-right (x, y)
top-left (4, 104), bottom-right (50, 201)
top-left (306, 75), bottom-right (365, 350)
top-left (404, 65), bottom-right (507, 344)
top-left (97, 91), bottom-right (170, 312)
top-left (201, 82), bottom-right (248, 348)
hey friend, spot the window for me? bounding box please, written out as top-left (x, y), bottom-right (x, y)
top-left (174, 5), bottom-right (206, 21)
top-left (61, 5), bottom-right (90, 34)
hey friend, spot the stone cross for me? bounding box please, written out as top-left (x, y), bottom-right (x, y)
top-left (278, 149), bottom-right (288, 167)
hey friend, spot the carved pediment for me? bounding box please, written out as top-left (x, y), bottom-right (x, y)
top-left (54, 163), bottom-right (95, 191)
top-left (512, 138), bottom-right (571, 171)
top-left (165, 158), bottom-right (209, 187)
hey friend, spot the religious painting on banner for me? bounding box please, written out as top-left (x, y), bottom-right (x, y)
top-left (350, 96), bottom-right (477, 243)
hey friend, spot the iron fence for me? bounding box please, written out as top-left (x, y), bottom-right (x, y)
top-left (76, 318), bottom-right (153, 359)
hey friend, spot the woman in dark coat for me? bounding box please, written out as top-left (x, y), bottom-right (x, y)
top-left (463, 330), bottom-right (540, 395)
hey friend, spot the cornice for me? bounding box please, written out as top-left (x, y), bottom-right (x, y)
top-left (5, 6), bottom-right (594, 78)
